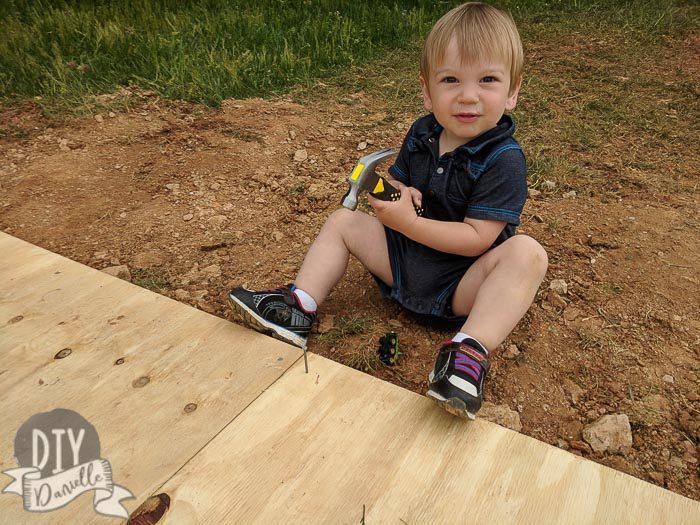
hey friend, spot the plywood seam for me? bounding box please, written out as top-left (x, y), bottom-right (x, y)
top-left (145, 352), bottom-right (306, 495)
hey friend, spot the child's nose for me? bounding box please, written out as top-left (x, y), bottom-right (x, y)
top-left (457, 84), bottom-right (478, 104)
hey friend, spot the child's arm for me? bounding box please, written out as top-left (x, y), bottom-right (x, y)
top-left (369, 186), bottom-right (504, 257)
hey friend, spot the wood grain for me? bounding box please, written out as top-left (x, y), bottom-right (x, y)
top-left (1, 232), bottom-right (697, 524)
top-left (160, 356), bottom-right (699, 524)
top-left (0, 232), bottom-right (301, 523)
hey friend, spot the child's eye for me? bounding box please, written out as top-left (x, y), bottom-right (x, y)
top-left (481, 76), bottom-right (498, 83)
top-left (440, 76), bottom-right (458, 83)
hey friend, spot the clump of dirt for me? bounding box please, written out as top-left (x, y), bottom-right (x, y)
top-left (1, 85), bottom-right (697, 499)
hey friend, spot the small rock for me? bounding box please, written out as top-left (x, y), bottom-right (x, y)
top-left (582, 414), bottom-right (633, 454)
top-left (549, 279), bottom-right (568, 294)
top-left (293, 149), bottom-right (308, 162)
top-left (662, 374), bottom-right (674, 384)
top-left (174, 289), bottom-right (191, 301)
top-left (542, 180), bottom-right (556, 190)
top-left (200, 264), bottom-right (221, 279)
top-left (563, 307), bottom-right (582, 322)
top-left (94, 114), bottom-right (104, 123)
top-left (478, 402), bottom-right (522, 432)
top-left (101, 265), bottom-right (131, 281)
top-left (165, 183), bottom-right (180, 191)
top-left (108, 112), bottom-right (116, 118)
top-left (210, 182), bottom-right (221, 191)
top-left (272, 231), bottom-right (284, 242)
top-left (648, 472), bottom-right (664, 484)
top-left (183, 213), bottom-right (194, 221)
top-left (58, 139), bottom-right (71, 152)
top-left (563, 190), bottom-right (577, 199)
top-left (502, 344), bottom-right (520, 359)
top-left (569, 440), bottom-right (592, 454)
top-left (587, 235), bottom-right (618, 249)
top-left (207, 215), bottom-right (228, 229)
top-left (528, 188), bottom-right (541, 198)
top-left (357, 141), bottom-right (368, 150)
top-left (546, 291), bottom-right (567, 310)
top-left (564, 379), bottom-right (585, 405)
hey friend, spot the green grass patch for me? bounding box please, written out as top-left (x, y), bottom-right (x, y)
top-left (2, 0), bottom-right (696, 108)
top-left (317, 314), bottom-right (373, 347)
top-left (131, 268), bottom-right (169, 290)
top-left (1, 0), bottom-right (448, 106)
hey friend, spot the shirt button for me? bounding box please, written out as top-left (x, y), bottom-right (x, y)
top-left (428, 137), bottom-right (435, 143)
top-left (436, 167), bottom-right (444, 174)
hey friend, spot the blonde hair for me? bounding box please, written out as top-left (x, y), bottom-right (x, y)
top-left (420, 2), bottom-right (523, 94)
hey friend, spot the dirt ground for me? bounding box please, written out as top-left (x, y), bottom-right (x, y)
top-left (1, 84), bottom-right (698, 500)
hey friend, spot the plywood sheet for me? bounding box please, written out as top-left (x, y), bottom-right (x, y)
top-left (0, 232), bottom-right (302, 523)
top-left (161, 353), bottom-right (699, 524)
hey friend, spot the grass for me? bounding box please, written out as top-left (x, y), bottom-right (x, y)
top-left (1, 1), bottom-right (697, 195)
top-left (0, 0), bottom-right (448, 106)
top-left (131, 268), bottom-right (169, 290)
top-left (2, 0), bottom-right (696, 108)
top-left (317, 314), bottom-right (373, 346)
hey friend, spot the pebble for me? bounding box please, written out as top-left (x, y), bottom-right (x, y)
top-left (478, 402), bottom-right (522, 432)
top-left (648, 472), bottom-right (664, 484)
top-left (662, 374), bottom-right (674, 384)
top-left (542, 180), bottom-right (556, 190)
top-left (293, 149), bottom-right (308, 162)
top-left (357, 141), bottom-right (368, 150)
top-left (563, 190), bottom-right (577, 199)
top-left (94, 114), bottom-right (104, 123)
top-left (582, 414), bottom-right (633, 454)
top-left (58, 138), bottom-right (71, 152)
top-left (101, 265), bottom-right (131, 281)
top-left (502, 343), bottom-right (520, 359)
top-left (183, 213), bottom-right (194, 221)
top-left (549, 279), bottom-right (568, 294)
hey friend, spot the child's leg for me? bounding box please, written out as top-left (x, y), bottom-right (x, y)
top-left (294, 208), bottom-right (393, 306)
top-left (427, 235), bottom-right (547, 419)
top-left (450, 234), bottom-right (548, 350)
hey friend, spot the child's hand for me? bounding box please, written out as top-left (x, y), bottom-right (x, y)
top-left (392, 181), bottom-right (423, 208)
top-left (368, 185), bottom-right (420, 234)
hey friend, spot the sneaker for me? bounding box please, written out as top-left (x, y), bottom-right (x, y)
top-left (427, 338), bottom-right (490, 420)
top-left (228, 284), bottom-right (316, 349)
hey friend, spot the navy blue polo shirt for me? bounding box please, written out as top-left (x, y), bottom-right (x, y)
top-left (375, 113), bottom-right (528, 323)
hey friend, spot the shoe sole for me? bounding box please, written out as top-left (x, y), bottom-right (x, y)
top-left (228, 294), bottom-right (307, 350)
top-left (426, 389), bottom-right (476, 420)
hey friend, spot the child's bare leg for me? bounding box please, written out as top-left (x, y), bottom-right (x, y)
top-left (295, 208), bottom-right (393, 306)
top-left (451, 235), bottom-right (548, 350)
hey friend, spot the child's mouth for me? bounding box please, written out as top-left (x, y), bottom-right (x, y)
top-left (455, 113), bottom-right (479, 123)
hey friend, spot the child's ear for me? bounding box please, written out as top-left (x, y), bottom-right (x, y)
top-left (419, 75), bottom-right (433, 112)
top-left (505, 76), bottom-right (522, 112)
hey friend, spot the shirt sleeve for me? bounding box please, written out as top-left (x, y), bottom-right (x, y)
top-left (387, 127), bottom-right (412, 185)
top-left (465, 147), bottom-right (528, 225)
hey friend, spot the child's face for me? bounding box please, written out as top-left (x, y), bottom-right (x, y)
top-left (420, 38), bottom-right (520, 153)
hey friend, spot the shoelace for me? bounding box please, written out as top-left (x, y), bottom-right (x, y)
top-left (445, 342), bottom-right (486, 382)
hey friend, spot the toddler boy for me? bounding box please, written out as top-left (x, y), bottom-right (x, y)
top-left (229, 2), bottom-right (548, 419)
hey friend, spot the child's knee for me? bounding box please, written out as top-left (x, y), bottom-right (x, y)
top-left (323, 207), bottom-right (356, 232)
top-left (511, 235), bottom-right (548, 276)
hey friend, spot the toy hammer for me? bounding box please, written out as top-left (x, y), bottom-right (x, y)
top-left (341, 148), bottom-right (424, 215)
